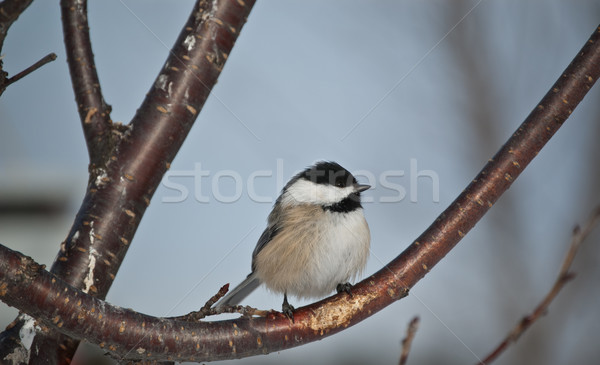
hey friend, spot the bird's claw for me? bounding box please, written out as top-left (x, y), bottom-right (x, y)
top-left (282, 302), bottom-right (295, 322)
top-left (282, 293), bottom-right (295, 322)
top-left (336, 282), bottom-right (354, 297)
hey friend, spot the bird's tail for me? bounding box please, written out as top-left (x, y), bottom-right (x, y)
top-left (214, 273), bottom-right (260, 308)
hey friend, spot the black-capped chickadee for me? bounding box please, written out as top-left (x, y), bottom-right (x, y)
top-left (215, 161), bottom-right (371, 319)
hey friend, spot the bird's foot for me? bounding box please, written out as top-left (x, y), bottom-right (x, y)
top-left (282, 302), bottom-right (295, 322)
top-left (336, 282), bottom-right (354, 297)
top-left (282, 293), bottom-right (295, 322)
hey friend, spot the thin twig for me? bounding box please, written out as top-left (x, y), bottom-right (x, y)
top-left (168, 284), bottom-right (230, 321)
top-left (202, 284), bottom-right (230, 312)
top-left (399, 316), bottom-right (420, 365)
top-left (477, 206), bottom-right (600, 365)
top-left (4, 53), bottom-right (57, 87)
top-left (167, 284), bottom-right (270, 321)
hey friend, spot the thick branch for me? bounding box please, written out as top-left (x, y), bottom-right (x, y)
top-left (0, 0), bottom-right (34, 50)
top-left (60, 0), bottom-right (113, 168)
top-left (0, 0), bottom-right (35, 95)
top-left (2, 23), bottom-right (599, 364)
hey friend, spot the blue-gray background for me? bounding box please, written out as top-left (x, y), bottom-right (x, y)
top-left (1, 1), bottom-right (599, 364)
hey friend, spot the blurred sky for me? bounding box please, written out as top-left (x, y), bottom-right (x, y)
top-left (1, 1), bottom-right (599, 364)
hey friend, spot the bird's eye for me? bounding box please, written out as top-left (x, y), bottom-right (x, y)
top-left (335, 181), bottom-right (344, 188)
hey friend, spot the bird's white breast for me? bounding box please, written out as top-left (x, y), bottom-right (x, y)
top-left (307, 209), bottom-right (370, 296)
top-left (253, 204), bottom-right (370, 299)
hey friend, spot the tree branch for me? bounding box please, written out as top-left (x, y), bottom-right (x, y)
top-left (0, 0), bottom-right (34, 50)
top-left (1, 22), bottom-right (598, 364)
top-left (60, 0), bottom-right (114, 169)
top-left (477, 207), bottom-right (600, 365)
top-left (167, 284), bottom-right (271, 321)
top-left (0, 52), bottom-right (56, 96)
top-left (0, 0), bottom-right (256, 363)
top-left (399, 317), bottom-right (420, 365)
top-left (3, 52), bottom-right (56, 84)
top-left (0, 0), bottom-right (35, 96)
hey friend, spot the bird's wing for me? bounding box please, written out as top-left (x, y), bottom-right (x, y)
top-left (251, 225), bottom-right (278, 261)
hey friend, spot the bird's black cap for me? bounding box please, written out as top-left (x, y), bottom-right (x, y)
top-left (295, 161), bottom-right (357, 188)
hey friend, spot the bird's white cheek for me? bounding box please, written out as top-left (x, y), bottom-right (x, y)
top-left (284, 180), bottom-right (354, 205)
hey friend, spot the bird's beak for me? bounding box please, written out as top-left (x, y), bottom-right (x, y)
top-left (354, 184), bottom-right (371, 193)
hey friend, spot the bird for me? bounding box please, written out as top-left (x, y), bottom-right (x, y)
top-left (215, 161), bottom-right (371, 320)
